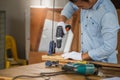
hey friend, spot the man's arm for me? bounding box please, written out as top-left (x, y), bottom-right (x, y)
top-left (59, 15), bottom-right (68, 22)
top-left (82, 52), bottom-right (92, 60)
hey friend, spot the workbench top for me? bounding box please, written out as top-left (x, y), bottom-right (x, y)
top-left (0, 62), bottom-right (102, 80)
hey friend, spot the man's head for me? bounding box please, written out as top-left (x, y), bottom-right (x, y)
top-left (69, 0), bottom-right (97, 9)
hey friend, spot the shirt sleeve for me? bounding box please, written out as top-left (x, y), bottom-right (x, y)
top-left (88, 12), bottom-right (120, 61)
top-left (61, 2), bottom-right (79, 19)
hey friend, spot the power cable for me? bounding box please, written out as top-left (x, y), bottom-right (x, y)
top-left (12, 71), bottom-right (77, 80)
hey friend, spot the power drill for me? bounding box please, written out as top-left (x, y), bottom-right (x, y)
top-left (56, 25), bottom-right (71, 48)
top-left (62, 62), bottom-right (97, 75)
top-left (48, 40), bottom-right (56, 55)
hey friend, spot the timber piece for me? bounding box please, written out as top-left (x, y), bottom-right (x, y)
top-left (42, 54), bottom-right (78, 63)
top-left (42, 55), bottom-right (120, 68)
top-left (100, 67), bottom-right (120, 77)
top-left (88, 61), bottom-right (120, 68)
top-left (101, 67), bottom-right (120, 72)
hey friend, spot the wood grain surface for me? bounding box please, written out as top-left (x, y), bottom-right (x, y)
top-left (0, 63), bottom-right (102, 80)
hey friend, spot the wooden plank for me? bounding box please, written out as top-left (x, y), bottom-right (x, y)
top-left (42, 55), bottom-right (120, 68)
top-left (41, 54), bottom-right (78, 63)
top-left (29, 52), bottom-right (47, 64)
top-left (30, 8), bottom-right (48, 51)
top-left (42, 54), bottom-right (78, 63)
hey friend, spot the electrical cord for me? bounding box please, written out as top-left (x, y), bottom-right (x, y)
top-left (12, 75), bottom-right (44, 80)
top-left (12, 71), bottom-right (77, 80)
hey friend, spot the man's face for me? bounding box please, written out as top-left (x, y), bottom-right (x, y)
top-left (74, 0), bottom-right (97, 9)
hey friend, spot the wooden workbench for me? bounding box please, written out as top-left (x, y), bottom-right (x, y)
top-left (0, 62), bottom-right (103, 80)
top-left (42, 54), bottom-right (120, 77)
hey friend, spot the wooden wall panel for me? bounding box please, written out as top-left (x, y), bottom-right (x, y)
top-left (117, 9), bottom-right (120, 63)
top-left (46, 9), bottom-right (73, 24)
top-left (30, 8), bottom-right (48, 51)
top-left (117, 9), bottom-right (120, 24)
top-left (117, 9), bottom-right (120, 52)
top-left (70, 10), bottom-right (80, 52)
top-left (29, 52), bottom-right (47, 64)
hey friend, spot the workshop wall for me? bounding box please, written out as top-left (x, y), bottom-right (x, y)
top-left (30, 0), bottom-right (68, 8)
top-left (0, 0), bottom-right (29, 59)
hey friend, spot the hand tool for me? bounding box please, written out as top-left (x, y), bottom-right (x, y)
top-left (56, 25), bottom-right (71, 48)
top-left (62, 62), bottom-right (97, 75)
top-left (45, 60), bottom-right (59, 67)
top-left (44, 60), bottom-right (120, 75)
top-left (48, 40), bottom-right (56, 55)
top-left (44, 60), bottom-right (97, 75)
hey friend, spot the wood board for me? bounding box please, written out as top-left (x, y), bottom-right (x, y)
top-left (42, 55), bottom-right (120, 68)
top-left (42, 54), bottom-right (78, 63)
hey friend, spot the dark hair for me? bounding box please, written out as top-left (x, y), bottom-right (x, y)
top-left (69, 0), bottom-right (78, 3)
top-left (69, 0), bottom-right (89, 3)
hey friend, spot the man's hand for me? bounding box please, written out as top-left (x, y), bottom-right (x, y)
top-left (61, 51), bottom-right (82, 60)
top-left (57, 21), bottom-right (67, 34)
